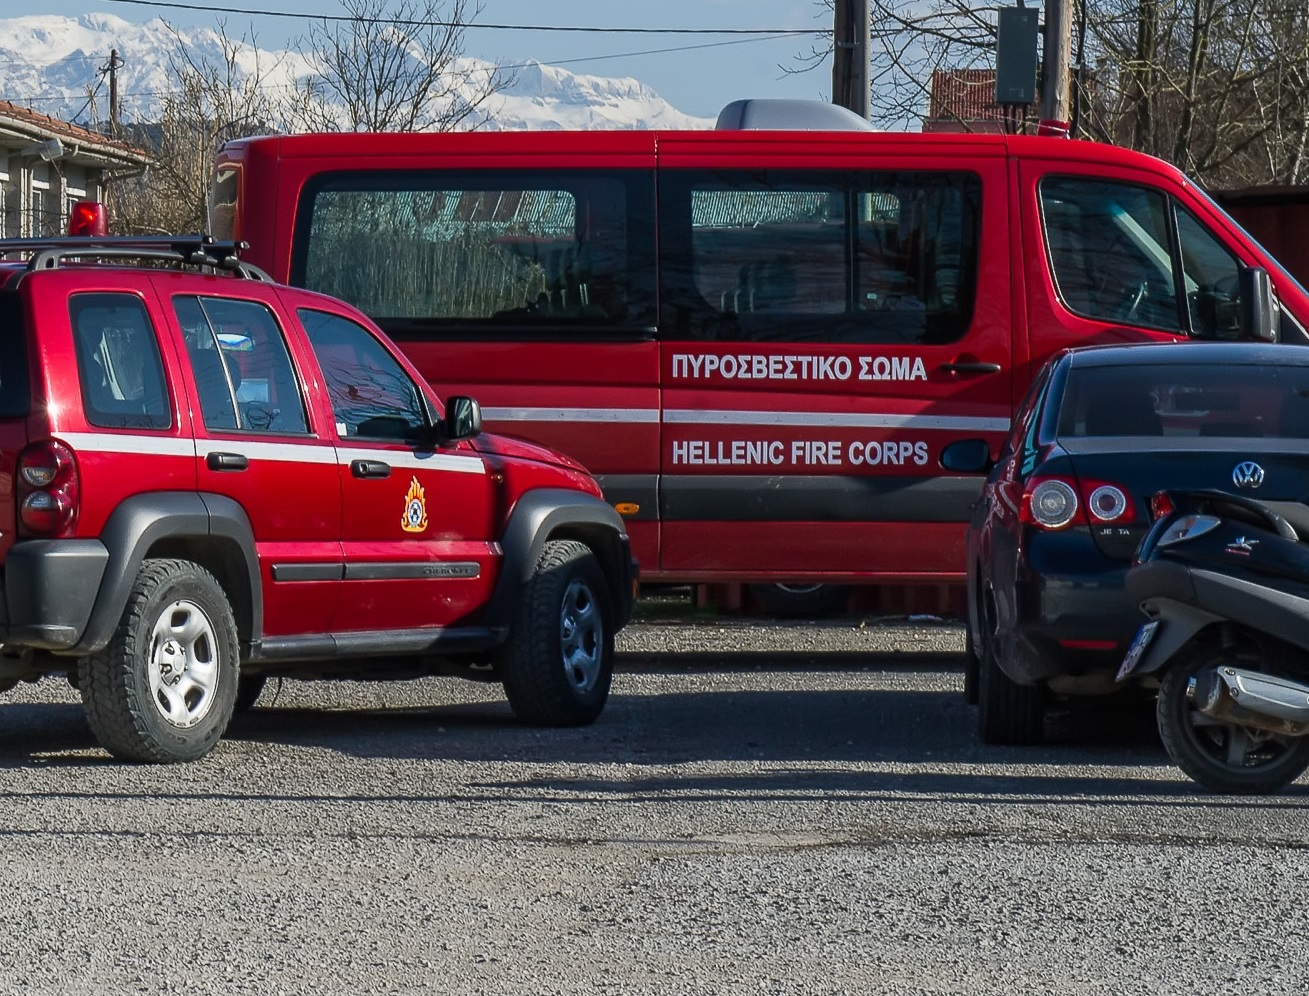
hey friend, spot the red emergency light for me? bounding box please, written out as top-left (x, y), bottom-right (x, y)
top-left (67, 201), bottom-right (108, 237)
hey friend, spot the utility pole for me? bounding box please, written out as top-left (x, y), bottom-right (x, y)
top-left (1039, 0), bottom-right (1073, 130)
top-left (832, 0), bottom-right (870, 120)
top-left (100, 50), bottom-right (124, 137)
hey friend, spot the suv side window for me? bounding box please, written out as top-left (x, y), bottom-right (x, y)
top-left (175, 297), bottom-right (308, 434)
top-left (70, 293), bottom-right (170, 429)
top-left (298, 309), bottom-right (428, 441)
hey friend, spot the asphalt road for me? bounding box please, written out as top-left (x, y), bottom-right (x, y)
top-left (0, 613), bottom-right (1306, 996)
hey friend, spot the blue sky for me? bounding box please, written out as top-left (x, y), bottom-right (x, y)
top-left (41, 0), bottom-right (835, 119)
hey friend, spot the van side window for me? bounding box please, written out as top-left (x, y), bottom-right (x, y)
top-left (658, 170), bottom-right (980, 345)
top-left (1041, 178), bottom-right (1247, 338)
top-left (208, 168), bottom-right (238, 242)
top-left (298, 309), bottom-right (429, 442)
top-left (70, 293), bottom-right (170, 430)
top-left (1176, 207), bottom-right (1242, 338)
top-left (175, 296), bottom-right (309, 434)
top-left (1040, 178), bottom-right (1181, 331)
top-left (293, 171), bottom-right (657, 334)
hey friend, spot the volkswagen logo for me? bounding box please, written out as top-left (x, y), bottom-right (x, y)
top-left (1233, 461), bottom-right (1265, 489)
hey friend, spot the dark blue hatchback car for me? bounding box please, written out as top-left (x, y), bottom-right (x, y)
top-left (945, 341), bottom-right (1309, 745)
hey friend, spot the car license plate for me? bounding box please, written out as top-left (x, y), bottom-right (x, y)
top-left (1116, 620), bottom-right (1160, 681)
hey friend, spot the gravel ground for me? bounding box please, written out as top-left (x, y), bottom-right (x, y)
top-left (0, 613), bottom-right (1306, 995)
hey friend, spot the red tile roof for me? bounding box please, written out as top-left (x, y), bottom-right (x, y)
top-left (0, 98), bottom-right (150, 162)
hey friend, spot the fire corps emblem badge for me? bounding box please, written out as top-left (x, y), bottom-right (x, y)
top-left (401, 476), bottom-right (428, 532)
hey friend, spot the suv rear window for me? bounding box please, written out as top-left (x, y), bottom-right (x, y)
top-left (70, 293), bottom-right (170, 430)
top-left (0, 293), bottom-right (30, 418)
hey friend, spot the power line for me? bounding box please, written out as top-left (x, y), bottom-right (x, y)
top-left (1, 31), bottom-right (799, 107)
top-left (101, 0), bottom-right (828, 35)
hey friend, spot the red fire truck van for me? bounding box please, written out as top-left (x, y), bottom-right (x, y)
top-left (208, 101), bottom-right (1308, 604)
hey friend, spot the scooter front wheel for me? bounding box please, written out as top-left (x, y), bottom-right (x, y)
top-left (1157, 641), bottom-right (1309, 795)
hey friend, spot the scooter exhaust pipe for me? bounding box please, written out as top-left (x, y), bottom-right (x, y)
top-left (1188, 667), bottom-right (1309, 737)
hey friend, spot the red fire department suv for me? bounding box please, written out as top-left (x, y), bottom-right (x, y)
top-left (0, 235), bottom-right (636, 763)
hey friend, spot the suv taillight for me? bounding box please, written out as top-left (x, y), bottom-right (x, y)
top-left (17, 440), bottom-right (79, 537)
top-left (1020, 475), bottom-right (1135, 531)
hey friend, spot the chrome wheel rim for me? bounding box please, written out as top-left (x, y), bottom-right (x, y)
top-left (560, 578), bottom-right (603, 693)
top-left (147, 598), bottom-right (220, 728)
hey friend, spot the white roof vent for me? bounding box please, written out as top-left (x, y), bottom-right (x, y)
top-left (715, 99), bottom-right (876, 132)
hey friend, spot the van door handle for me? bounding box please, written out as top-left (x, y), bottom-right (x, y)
top-left (206, 451), bottom-right (249, 471)
top-left (939, 361), bottom-right (1003, 375)
top-left (350, 459), bottom-right (391, 479)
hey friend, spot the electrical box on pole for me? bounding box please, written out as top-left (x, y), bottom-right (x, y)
top-left (995, 7), bottom-right (1039, 106)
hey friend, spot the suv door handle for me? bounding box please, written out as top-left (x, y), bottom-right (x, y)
top-left (206, 451), bottom-right (249, 472)
top-left (351, 459), bottom-right (391, 479)
top-left (939, 361), bottom-right (1003, 375)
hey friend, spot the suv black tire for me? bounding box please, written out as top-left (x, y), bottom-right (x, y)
top-left (500, 539), bottom-right (613, 726)
top-left (80, 559), bottom-right (240, 763)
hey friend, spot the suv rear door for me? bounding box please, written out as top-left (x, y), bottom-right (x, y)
top-left (159, 279), bottom-right (342, 638)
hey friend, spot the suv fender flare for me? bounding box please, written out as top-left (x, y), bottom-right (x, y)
top-left (72, 492), bottom-right (262, 656)
top-left (483, 489), bottom-right (635, 633)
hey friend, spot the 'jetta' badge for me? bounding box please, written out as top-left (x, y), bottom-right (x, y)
top-left (1232, 461), bottom-right (1265, 489)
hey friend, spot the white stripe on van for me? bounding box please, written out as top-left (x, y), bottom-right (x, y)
top-left (482, 407), bottom-right (661, 424)
top-left (662, 409), bottom-right (1012, 433)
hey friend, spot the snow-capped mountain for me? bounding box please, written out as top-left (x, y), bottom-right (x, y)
top-left (0, 13), bottom-right (713, 132)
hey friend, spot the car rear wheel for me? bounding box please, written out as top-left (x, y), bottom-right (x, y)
top-left (977, 593), bottom-right (1044, 745)
top-left (80, 559), bottom-right (239, 763)
top-left (500, 539), bottom-right (613, 726)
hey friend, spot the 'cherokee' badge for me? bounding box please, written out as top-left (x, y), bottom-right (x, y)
top-left (1232, 461), bottom-right (1265, 490)
top-left (401, 476), bottom-right (429, 533)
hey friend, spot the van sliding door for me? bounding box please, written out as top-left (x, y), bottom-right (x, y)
top-left (655, 135), bottom-right (1012, 580)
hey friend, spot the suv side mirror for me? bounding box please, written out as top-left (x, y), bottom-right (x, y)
top-left (1238, 266), bottom-right (1279, 342)
top-left (441, 396), bottom-right (482, 443)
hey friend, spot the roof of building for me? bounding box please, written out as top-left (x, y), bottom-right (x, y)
top-left (0, 99), bottom-right (151, 168)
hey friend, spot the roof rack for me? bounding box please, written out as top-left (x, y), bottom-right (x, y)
top-left (0, 235), bottom-right (273, 282)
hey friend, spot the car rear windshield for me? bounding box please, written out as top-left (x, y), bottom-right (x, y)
top-left (1057, 362), bottom-right (1309, 439)
top-left (0, 292), bottom-right (30, 418)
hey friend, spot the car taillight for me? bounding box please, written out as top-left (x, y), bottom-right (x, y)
top-left (1021, 477), bottom-right (1080, 529)
top-left (1150, 491), bottom-right (1175, 520)
top-left (1081, 479), bottom-right (1135, 525)
top-left (1020, 476), bottom-right (1135, 531)
top-left (17, 440), bottom-right (79, 537)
